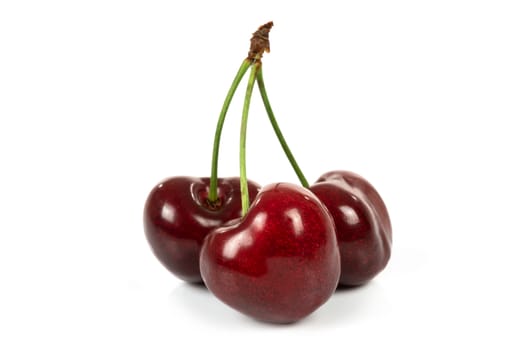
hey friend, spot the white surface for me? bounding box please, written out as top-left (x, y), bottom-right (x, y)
top-left (1, 1), bottom-right (523, 349)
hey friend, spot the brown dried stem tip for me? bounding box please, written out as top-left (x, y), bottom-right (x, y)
top-left (247, 21), bottom-right (274, 62)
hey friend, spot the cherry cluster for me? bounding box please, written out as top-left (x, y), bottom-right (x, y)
top-left (143, 22), bottom-right (392, 324)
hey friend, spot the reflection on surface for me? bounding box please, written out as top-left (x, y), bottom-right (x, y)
top-left (221, 213), bottom-right (267, 259)
top-left (285, 208), bottom-right (304, 236)
top-left (222, 233), bottom-right (253, 259)
top-left (339, 205), bottom-right (360, 226)
top-left (161, 204), bottom-right (175, 223)
top-left (192, 214), bottom-right (222, 228)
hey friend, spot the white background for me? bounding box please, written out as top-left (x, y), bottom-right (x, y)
top-left (1, 1), bottom-right (523, 348)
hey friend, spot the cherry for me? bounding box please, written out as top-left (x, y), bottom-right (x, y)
top-left (200, 183), bottom-right (340, 323)
top-left (310, 171), bottom-right (392, 286)
top-left (144, 176), bottom-right (260, 282)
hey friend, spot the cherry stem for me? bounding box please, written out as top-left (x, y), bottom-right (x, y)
top-left (240, 62), bottom-right (260, 216)
top-left (256, 67), bottom-right (310, 188)
top-left (208, 59), bottom-right (252, 204)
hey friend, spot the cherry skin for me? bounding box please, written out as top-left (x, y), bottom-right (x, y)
top-left (144, 176), bottom-right (260, 283)
top-left (309, 170), bottom-right (392, 286)
top-left (200, 183), bottom-right (341, 323)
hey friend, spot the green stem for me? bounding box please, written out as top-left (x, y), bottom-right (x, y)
top-left (256, 67), bottom-right (310, 188)
top-left (239, 63), bottom-right (260, 216)
top-left (209, 59), bottom-right (252, 204)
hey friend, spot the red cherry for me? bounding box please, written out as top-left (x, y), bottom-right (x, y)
top-left (144, 176), bottom-right (260, 283)
top-left (310, 170), bottom-right (392, 286)
top-left (200, 183), bottom-right (340, 323)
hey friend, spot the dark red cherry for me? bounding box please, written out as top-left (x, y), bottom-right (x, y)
top-left (144, 176), bottom-right (260, 283)
top-left (200, 183), bottom-right (340, 323)
top-left (310, 170), bottom-right (392, 286)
